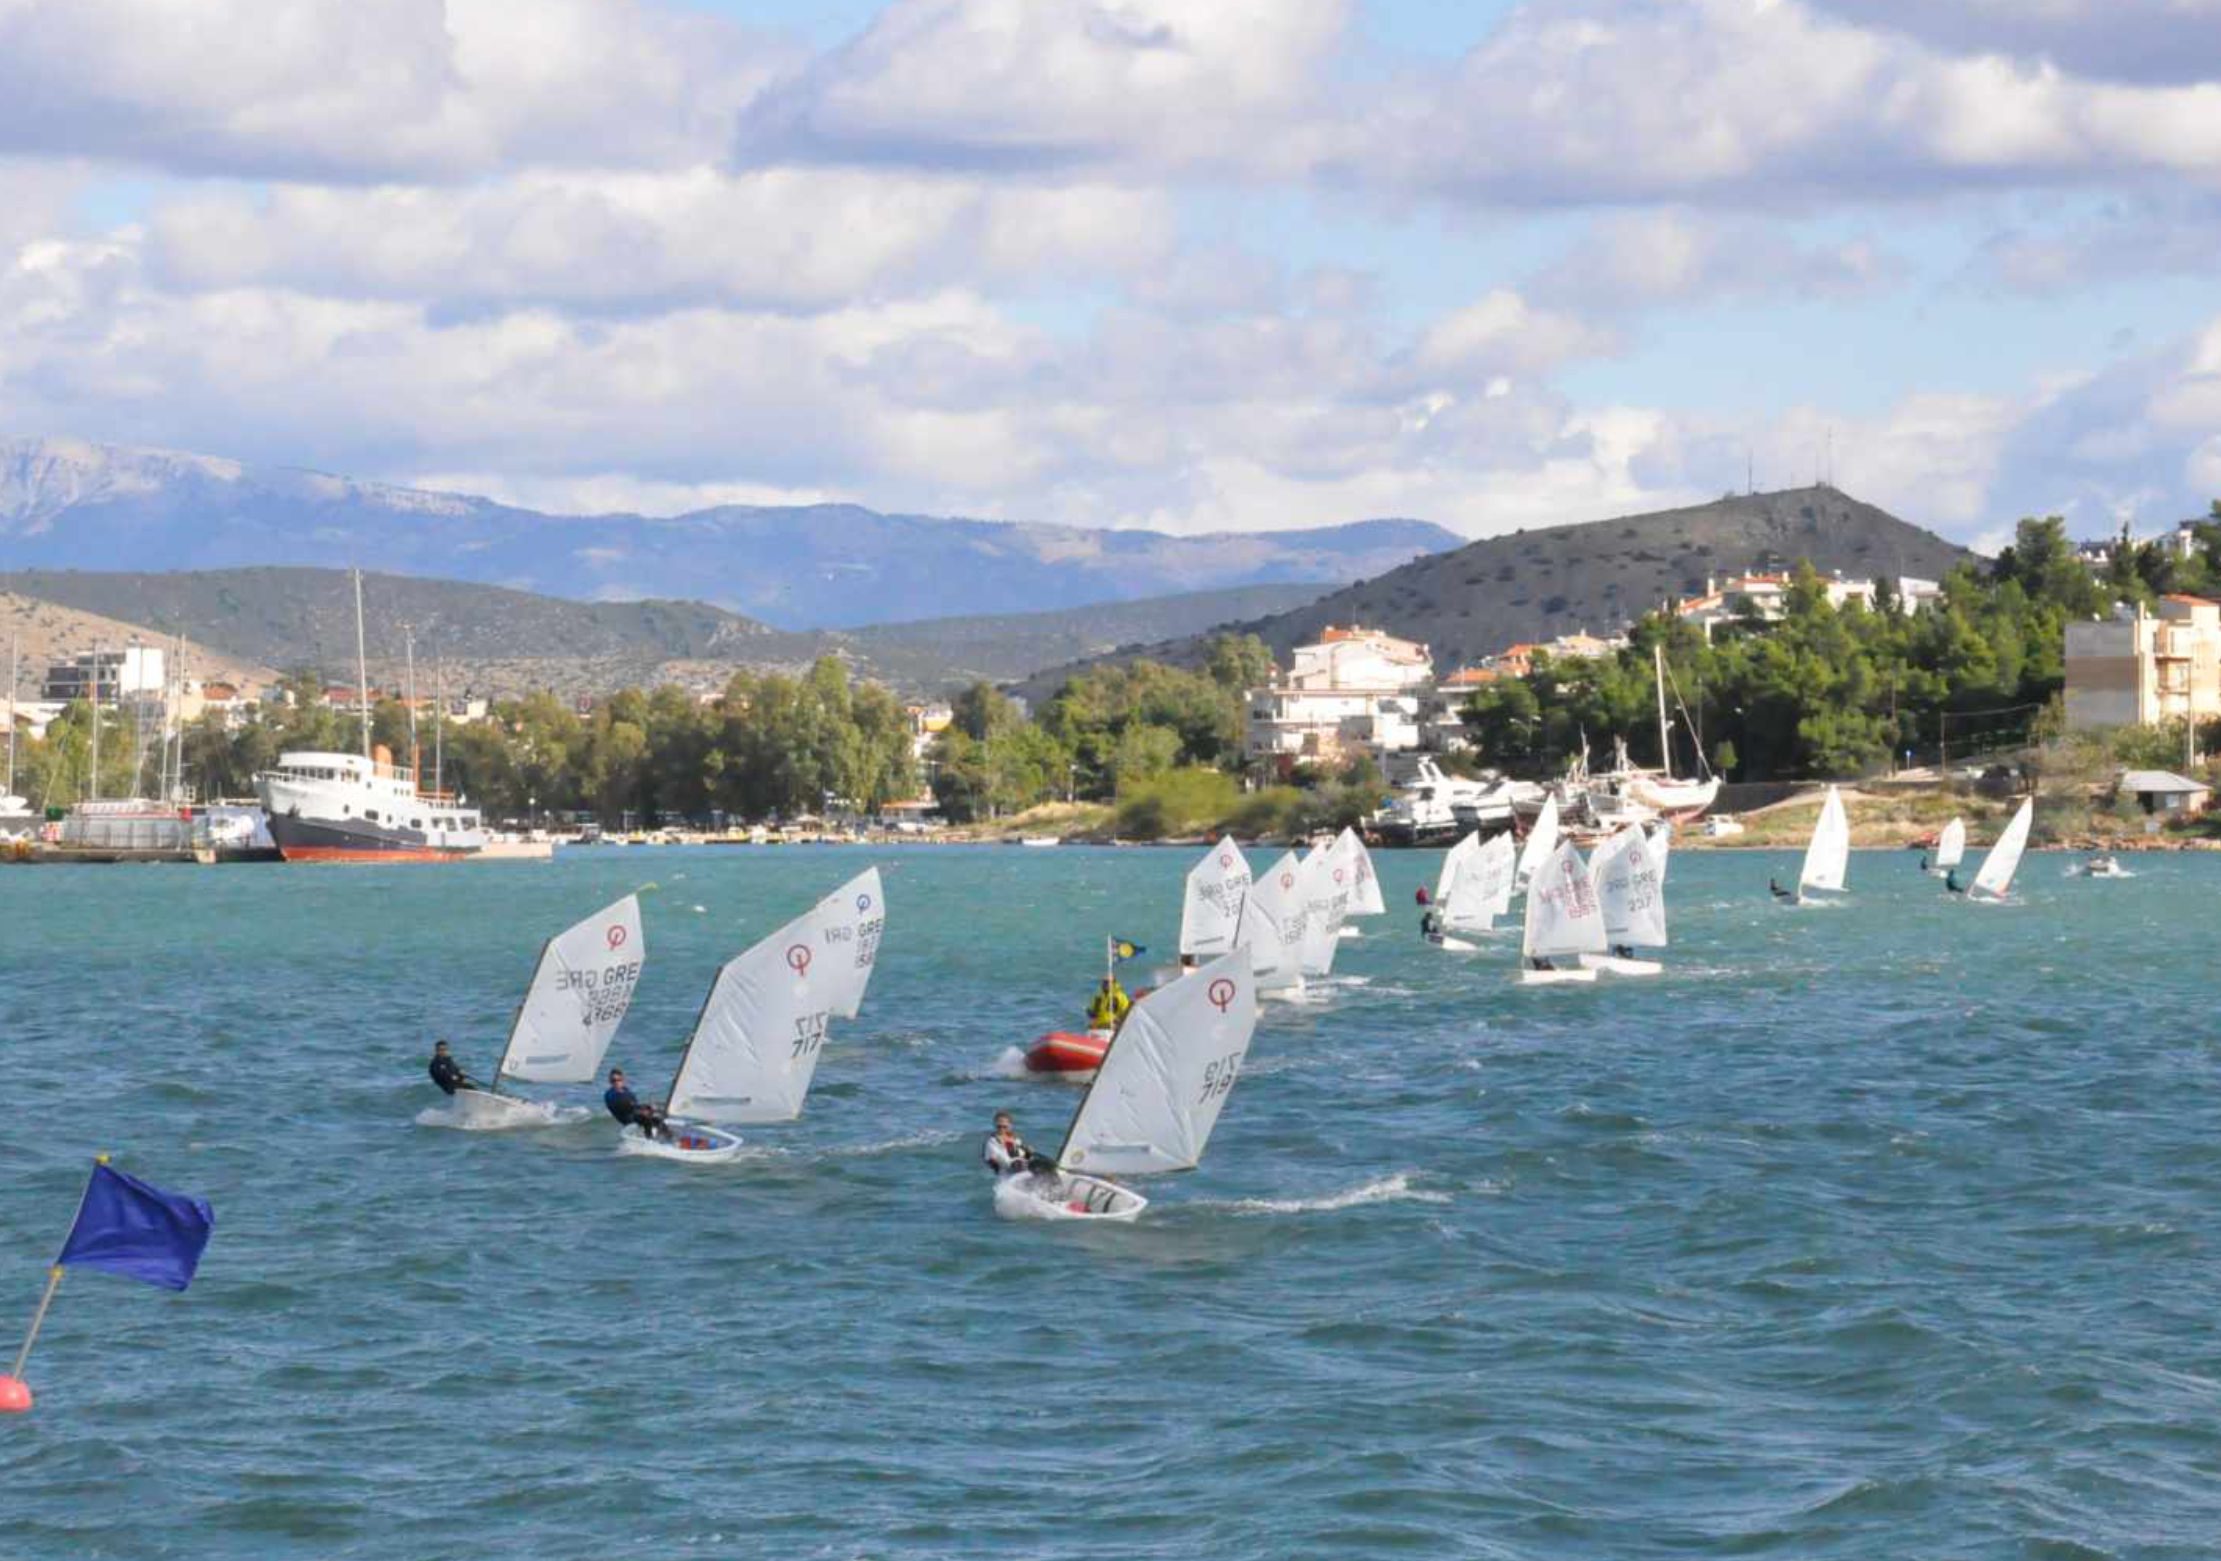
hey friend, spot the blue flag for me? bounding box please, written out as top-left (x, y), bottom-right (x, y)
top-left (56, 1163), bottom-right (214, 1292)
top-left (1112, 938), bottom-right (1146, 961)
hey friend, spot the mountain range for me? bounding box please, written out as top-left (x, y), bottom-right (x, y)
top-left (0, 437), bottom-right (1456, 630)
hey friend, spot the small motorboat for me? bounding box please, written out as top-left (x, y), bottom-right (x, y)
top-left (2078, 852), bottom-right (2132, 879)
top-left (1024, 1029), bottom-right (1110, 1074)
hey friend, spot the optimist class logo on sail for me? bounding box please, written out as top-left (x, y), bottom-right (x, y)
top-left (1207, 978), bottom-right (1237, 1012)
top-left (786, 944), bottom-right (813, 977)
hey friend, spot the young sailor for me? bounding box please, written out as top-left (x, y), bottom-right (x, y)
top-left (983, 1112), bottom-right (1047, 1177)
top-left (1944, 867), bottom-right (1965, 896)
top-left (1416, 886), bottom-right (1445, 945)
top-left (602, 1066), bottom-right (670, 1141)
top-left (1769, 877), bottom-right (1797, 903)
top-left (427, 1040), bottom-right (476, 1096)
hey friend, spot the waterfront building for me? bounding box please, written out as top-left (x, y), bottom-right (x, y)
top-left (1244, 625), bottom-right (1433, 768)
top-left (2064, 596), bottom-right (2221, 731)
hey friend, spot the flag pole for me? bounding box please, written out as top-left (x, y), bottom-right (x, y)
top-left (9, 1267), bottom-right (62, 1379)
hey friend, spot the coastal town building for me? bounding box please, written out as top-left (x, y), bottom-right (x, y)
top-left (1675, 572), bottom-right (1940, 639)
top-left (1244, 625), bottom-right (1434, 768)
top-left (2064, 596), bottom-right (2221, 731)
top-left (41, 646), bottom-right (166, 703)
top-left (907, 701), bottom-right (953, 760)
top-left (2117, 769), bottom-right (2211, 817)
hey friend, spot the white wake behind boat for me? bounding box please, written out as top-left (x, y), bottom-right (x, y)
top-left (1796, 785), bottom-right (1851, 902)
top-left (618, 868), bottom-right (885, 1164)
top-left (429, 893), bottom-right (645, 1130)
top-left (1968, 798), bottom-right (2033, 902)
top-left (1583, 824), bottom-right (1668, 977)
top-left (1519, 837), bottom-right (1603, 984)
top-left (995, 949), bottom-right (1260, 1223)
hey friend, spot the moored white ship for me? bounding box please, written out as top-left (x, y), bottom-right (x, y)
top-left (257, 748), bottom-right (484, 862)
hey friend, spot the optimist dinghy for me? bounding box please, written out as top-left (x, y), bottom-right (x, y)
top-left (1926, 817), bottom-right (1966, 877)
top-left (1431, 831), bottom-right (1514, 950)
top-left (1238, 851), bottom-right (1312, 1001)
top-left (996, 949), bottom-right (1260, 1224)
top-left (618, 869), bottom-right (885, 1164)
top-left (433, 893), bottom-right (646, 1129)
top-left (1331, 827), bottom-right (1385, 937)
top-left (1518, 838), bottom-right (1604, 984)
top-left (1583, 824), bottom-right (1669, 976)
top-left (1967, 798), bottom-right (2033, 903)
top-left (1792, 786), bottom-right (1850, 903)
top-left (1514, 794), bottom-right (1560, 894)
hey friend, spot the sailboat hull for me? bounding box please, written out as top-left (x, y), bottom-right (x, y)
top-left (615, 1121), bottom-right (744, 1163)
top-left (1581, 953), bottom-right (1662, 976)
top-left (418, 1088), bottom-right (584, 1130)
top-left (1518, 965), bottom-right (1599, 985)
top-left (993, 1171), bottom-right (1147, 1222)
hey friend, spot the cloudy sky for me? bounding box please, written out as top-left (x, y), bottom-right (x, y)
top-left (3, 0), bottom-right (2219, 546)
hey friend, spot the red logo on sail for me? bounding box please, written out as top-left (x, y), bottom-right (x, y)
top-left (786, 944), bottom-right (812, 976)
top-left (606, 925), bottom-right (628, 949)
top-left (1280, 872), bottom-right (1294, 889)
top-left (1207, 978), bottom-right (1237, 1012)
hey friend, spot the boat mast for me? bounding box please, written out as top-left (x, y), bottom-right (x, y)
top-left (352, 568), bottom-right (372, 767)
top-left (88, 643), bottom-right (100, 803)
top-left (403, 624), bottom-right (419, 792)
top-left (433, 655), bottom-right (445, 798)
top-left (1653, 642), bottom-right (1671, 776)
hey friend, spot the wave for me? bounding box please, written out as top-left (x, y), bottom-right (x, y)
top-left (1210, 1173), bottom-right (1450, 1216)
top-left (413, 1101), bottom-right (592, 1131)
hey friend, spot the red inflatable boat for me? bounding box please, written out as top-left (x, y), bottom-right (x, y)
top-left (1024, 1029), bottom-right (1111, 1074)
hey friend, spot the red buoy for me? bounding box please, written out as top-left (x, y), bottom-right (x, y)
top-left (0, 1375), bottom-right (32, 1414)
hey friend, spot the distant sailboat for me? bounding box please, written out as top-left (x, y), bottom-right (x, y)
top-left (619, 870), bottom-right (884, 1163)
top-left (428, 893), bottom-right (645, 1130)
top-left (1431, 831), bottom-right (1513, 951)
top-left (1967, 798), bottom-right (2033, 902)
top-left (1583, 825), bottom-right (1668, 976)
top-left (1515, 794), bottom-right (1561, 892)
top-left (1795, 785), bottom-right (1851, 902)
top-left (1332, 826), bottom-right (1385, 936)
top-left (1927, 817), bottom-right (1966, 877)
top-left (1180, 836), bottom-right (1252, 961)
top-left (1238, 851), bottom-right (1311, 999)
top-left (995, 950), bottom-right (1259, 1223)
top-left (1295, 843), bottom-right (1352, 980)
top-left (1519, 838), bottom-right (1604, 984)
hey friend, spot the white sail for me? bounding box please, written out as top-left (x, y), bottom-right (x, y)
top-left (1455, 832), bottom-right (1519, 932)
top-left (1516, 795), bottom-right (1560, 889)
top-left (1434, 832), bottom-right (1479, 908)
top-left (1334, 827), bottom-right (1386, 916)
top-left (1590, 826), bottom-right (1668, 949)
top-left (1235, 851), bottom-right (1308, 991)
top-left (1180, 837), bottom-right (1252, 958)
top-left (1297, 844), bottom-right (1350, 976)
top-left (497, 894), bottom-right (645, 1083)
top-left (1971, 798), bottom-right (2033, 900)
top-left (1057, 950), bottom-right (1258, 1177)
top-left (1522, 839), bottom-right (1607, 959)
top-left (1934, 817), bottom-right (1966, 870)
top-left (667, 901), bottom-right (843, 1124)
top-left (1799, 785), bottom-right (1850, 894)
top-left (810, 868), bottom-right (886, 1020)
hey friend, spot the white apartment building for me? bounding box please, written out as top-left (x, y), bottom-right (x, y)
top-left (2065, 596), bottom-right (2221, 731)
top-left (1676, 572), bottom-right (1941, 639)
top-left (1245, 626), bottom-right (1434, 768)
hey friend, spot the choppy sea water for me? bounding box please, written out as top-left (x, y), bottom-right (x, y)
top-left (4, 843), bottom-right (2219, 1559)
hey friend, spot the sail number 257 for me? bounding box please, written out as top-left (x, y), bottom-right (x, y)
top-left (1198, 1051), bottom-right (1242, 1103)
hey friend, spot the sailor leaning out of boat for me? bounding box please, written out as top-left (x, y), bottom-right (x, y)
top-left (984, 1112), bottom-right (1047, 1176)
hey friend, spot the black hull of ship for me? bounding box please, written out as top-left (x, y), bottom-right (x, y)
top-left (267, 812), bottom-right (476, 863)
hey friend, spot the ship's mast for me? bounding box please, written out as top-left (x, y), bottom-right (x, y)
top-left (403, 624), bottom-right (419, 792)
top-left (433, 656), bottom-right (445, 798)
top-left (5, 632), bottom-right (16, 800)
top-left (1653, 642), bottom-right (1672, 776)
top-left (353, 569), bottom-right (372, 767)
top-left (88, 644), bottom-right (101, 803)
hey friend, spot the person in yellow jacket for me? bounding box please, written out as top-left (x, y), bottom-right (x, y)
top-left (1086, 975), bottom-right (1131, 1033)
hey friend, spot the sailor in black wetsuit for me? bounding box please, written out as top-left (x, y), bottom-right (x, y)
top-left (1944, 868), bottom-right (1965, 896)
top-left (603, 1067), bottom-right (669, 1140)
top-left (1769, 877), bottom-right (1797, 903)
top-left (428, 1040), bottom-right (476, 1095)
